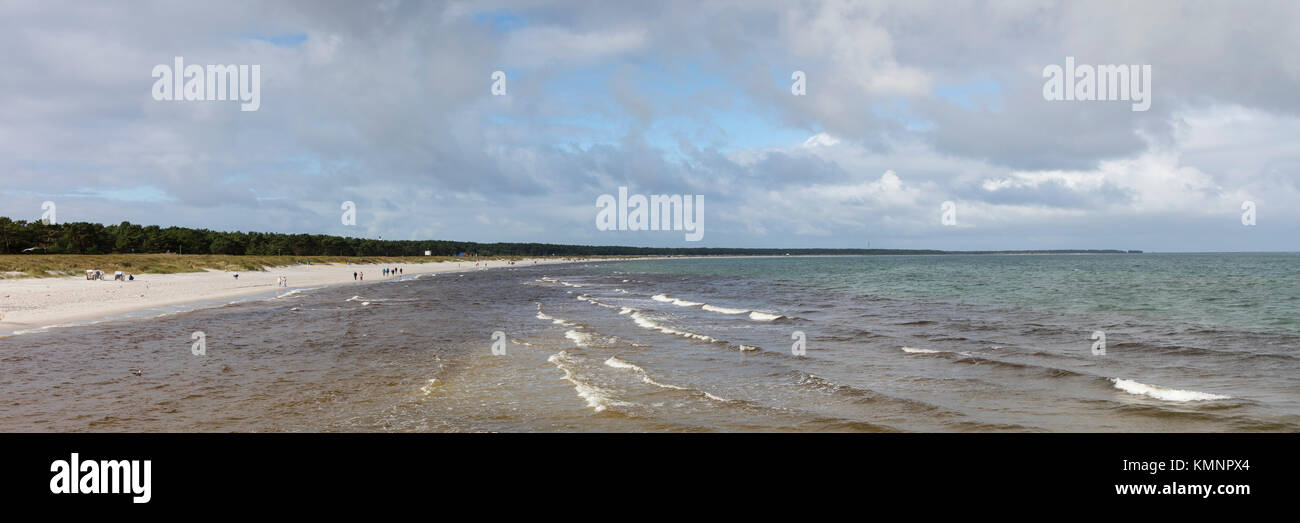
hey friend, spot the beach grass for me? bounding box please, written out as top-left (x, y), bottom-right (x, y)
top-left (0, 254), bottom-right (526, 279)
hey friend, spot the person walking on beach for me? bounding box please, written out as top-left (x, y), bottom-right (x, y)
top-left (353, 272), bottom-right (357, 280)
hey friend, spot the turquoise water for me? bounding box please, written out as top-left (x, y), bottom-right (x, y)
top-left (600, 254), bottom-right (1300, 336)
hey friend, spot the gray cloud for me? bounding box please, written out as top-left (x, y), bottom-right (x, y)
top-left (0, 0), bottom-right (1297, 251)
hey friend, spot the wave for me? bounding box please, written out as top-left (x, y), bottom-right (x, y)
top-left (786, 370), bottom-right (875, 399)
top-left (565, 329), bottom-right (595, 347)
top-left (604, 357), bottom-right (730, 401)
top-left (576, 294), bottom-right (617, 309)
top-left (604, 356), bottom-right (645, 373)
top-left (649, 293), bottom-right (785, 322)
top-left (548, 351), bottom-right (631, 413)
top-left (628, 311), bottom-right (719, 343)
top-left (1110, 378), bottom-right (1231, 402)
top-left (535, 304), bottom-right (577, 327)
top-left (268, 287), bottom-right (322, 300)
top-left (702, 304), bottom-right (748, 315)
top-left (564, 328), bottom-right (621, 348)
top-left (901, 346), bottom-right (942, 354)
top-left (652, 294), bottom-right (704, 307)
top-left (537, 276), bottom-right (583, 288)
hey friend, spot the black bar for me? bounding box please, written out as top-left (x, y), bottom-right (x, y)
top-left (2, 433), bottom-right (1290, 511)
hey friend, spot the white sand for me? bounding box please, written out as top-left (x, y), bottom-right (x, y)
top-left (0, 258), bottom-right (590, 334)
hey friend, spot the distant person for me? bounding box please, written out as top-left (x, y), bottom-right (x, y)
top-left (128, 274), bottom-right (134, 281)
top-left (360, 272), bottom-right (364, 281)
top-left (353, 272), bottom-right (358, 280)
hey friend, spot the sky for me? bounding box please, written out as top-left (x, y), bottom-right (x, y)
top-left (1, 0), bottom-right (1297, 252)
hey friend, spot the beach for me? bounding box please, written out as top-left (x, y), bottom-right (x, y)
top-left (0, 258), bottom-right (586, 335)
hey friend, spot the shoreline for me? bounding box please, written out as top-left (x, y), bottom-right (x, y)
top-left (0, 251), bottom-right (1178, 337)
top-left (0, 257), bottom-right (608, 336)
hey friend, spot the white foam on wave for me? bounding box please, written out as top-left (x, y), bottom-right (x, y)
top-left (269, 287), bottom-right (321, 300)
top-left (652, 293), bottom-right (704, 307)
top-left (1111, 378), bottom-right (1231, 402)
top-left (901, 347), bottom-right (942, 354)
top-left (549, 351), bottom-right (630, 413)
top-left (565, 329), bottom-right (595, 347)
top-left (535, 304), bottom-right (576, 327)
top-left (576, 294), bottom-right (617, 309)
top-left (604, 357), bottom-right (729, 400)
top-left (702, 304), bottom-right (748, 315)
top-left (604, 356), bottom-right (645, 373)
top-left (628, 311), bottom-right (719, 343)
top-left (748, 311), bottom-right (783, 321)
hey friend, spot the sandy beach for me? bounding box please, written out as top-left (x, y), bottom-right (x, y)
top-left (0, 258), bottom-right (586, 335)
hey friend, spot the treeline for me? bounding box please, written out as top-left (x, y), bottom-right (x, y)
top-left (0, 217), bottom-right (1138, 257)
top-left (0, 218), bottom-right (951, 257)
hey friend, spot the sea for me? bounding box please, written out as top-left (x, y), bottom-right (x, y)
top-left (2, 253), bottom-right (1297, 432)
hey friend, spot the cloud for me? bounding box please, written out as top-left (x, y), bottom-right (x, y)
top-left (0, 0), bottom-right (1296, 252)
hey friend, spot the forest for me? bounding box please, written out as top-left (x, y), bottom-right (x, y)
top-left (0, 217), bottom-right (954, 257)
